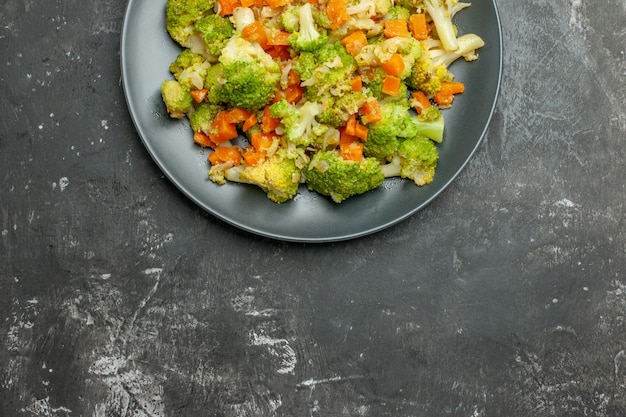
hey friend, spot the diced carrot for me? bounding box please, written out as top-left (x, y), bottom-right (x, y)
top-left (350, 75), bottom-right (363, 92)
top-left (266, 29), bottom-right (292, 46)
top-left (339, 141), bottom-right (364, 162)
top-left (383, 19), bottom-right (409, 38)
top-left (243, 148), bottom-right (266, 166)
top-left (241, 0), bottom-right (262, 7)
top-left (381, 53), bottom-right (405, 77)
top-left (218, 0), bottom-right (240, 16)
top-left (381, 75), bottom-right (401, 96)
top-left (433, 81), bottom-right (465, 107)
top-left (250, 131), bottom-right (278, 152)
top-left (286, 69), bottom-right (301, 86)
top-left (208, 145), bottom-right (243, 166)
top-left (283, 85), bottom-right (305, 103)
top-left (242, 113), bottom-right (258, 131)
top-left (359, 100), bottom-right (382, 123)
top-left (261, 105), bottom-right (280, 133)
top-left (242, 21), bottom-right (268, 50)
top-left (190, 89), bottom-right (208, 104)
top-left (326, 0), bottom-right (350, 30)
top-left (266, 45), bottom-right (291, 60)
top-left (411, 90), bottom-right (432, 114)
top-left (354, 123), bottom-right (369, 141)
top-left (194, 131), bottom-right (217, 148)
top-left (264, 0), bottom-right (290, 8)
top-left (339, 126), bottom-right (358, 144)
top-left (226, 108), bottom-right (253, 124)
top-left (345, 113), bottom-right (358, 136)
top-left (408, 13), bottom-right (429, 40)
top-left (209, 111), bottom-right (239, 143)
top-left (341, 30), bottom-right (368, 56)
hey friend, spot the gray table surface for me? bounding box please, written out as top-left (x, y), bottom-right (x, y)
top-left (1, 1), bottom-right (625, 416)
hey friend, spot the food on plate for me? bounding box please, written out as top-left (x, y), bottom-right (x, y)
top-left (161, 0), bottom-right (484, 203)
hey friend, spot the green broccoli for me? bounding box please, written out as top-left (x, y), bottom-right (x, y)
top-left (380, 135), bottom-right (438, 185)
top-left (189, 102), bottom-right (224, 134)
top-left (315, 91), bottom-right (368, 128)
top-left (165, 0), bottom-right (217, 47)
top-left (407, 52), bottom-right (454, 97)
top-left (169, 49), bottom-right (205, 79)
top-left (280, 5), bottom-right (301, 32)
top-left (161, 80), bottom-right (193, 118)
top-left (295, 43), bottom-right (357, 100)
top-left (269, 99), bottom-right (330, 147)
top-left (305, 150), bottom-right (385, 203)
top-left (364, 66), bottom-right (408, 101)
top-left (194, 14), bottom-right (235, 56)
top-left (407, 105), bottom-right (445, 143)
top-left (217, 37), bottom-right (281, 111)
top-left (287, 3), bottom-right (329, 52)
top-left (363, 99), bottom-right (416, 159)
top-left (384, 5), bottom-right (411, 20)
top-left (203, 63), bottom-right (225, 104)
top-left (223, 150), bottom-right (302, 203)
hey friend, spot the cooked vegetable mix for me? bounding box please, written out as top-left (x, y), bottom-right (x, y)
top-left (161, 0), bottom-right (484, 203)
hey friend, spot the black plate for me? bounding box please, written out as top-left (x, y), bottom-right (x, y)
top-left (120, 0), bottom-right (502, 243)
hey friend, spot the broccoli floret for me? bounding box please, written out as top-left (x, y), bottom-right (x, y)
top-left (380, 135), bottom-right (438, 185)
top-left (376, 37), bottom-right (422, 79)
top-left (407, 105), bottom-right (445, 142)
top-left (161, 80), bottom-right (193, 118)
top-left (169, 49), bottom-right (205, 79)
top-left (305, 150), bottom-right (385, 203)
top-left (407, 51), bottom-right (454, 96)
top-left (217, 37), bottom-right (281, 111)
top-left (287, 3), bottom-right (329, 52)
top-left (194, 14), bottom-right (235, 56)
top-left (224, 150), bottom-right (302, 203)
top-left (270, 99), bottom-right (333, 147)
top-left (364, 66), bottom-right (408, 100)
top-left (165, 0), bottom-right (217, 47)
top-left (384, 5), bottom-right (411, 20)
top-left (203, 63), bottom-right (225, 104)
top-left (315, 91), bottom-right (368, 127)
top-left (296, 43), bottom-right (357, 99)
top-left (363, 100), bottom-right (416, 159)
top-left (280, 5), bottom-right (301, 32)
top-left (189, 102), bottom-right (224, 134)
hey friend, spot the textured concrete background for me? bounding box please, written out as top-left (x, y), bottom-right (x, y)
top-left (1, 0), bottom-right (625, 416)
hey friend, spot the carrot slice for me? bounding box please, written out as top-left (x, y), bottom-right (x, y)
top-left (381, 75), bottom-right (401, 96)
top-left (408, 13), bottom-right (429, 40)
top-left (339, 126), bottom-right (358, 144)
top-left (250, 132), bottom-right (278, 152)
top-left (339, 141), bottom-right (364, 162)
top-left (359, 100), bottom-right (382, 123)
top-left (243, 148), bottom-right (266, 166)
top-left (242, 21), bottom-right (269, 50)
top-left (267, 29), bottom-right (292, 46)
top-left (383, 19), bottom-right (409, 38)
top-left (354, 123), bottom-right (369, 141)
top-left (350, 75), bottom-right (363, 92)
top-left (327, 0), bottom-right (350, 30)
top-left (434, 81), bottom-right (465, 106)
top-left (226, 108), bottom-right (253, 124)
top-left (208, 145), bottom-right (243, 166)
top-left (209, 111), bottom-right (239, 143)
top-left (341, 30), bottom-right (368, 56)
top-left (411, 91), bottom-right (431, 114)
top-left (190, 89), bottom-right (208, 103)
top-left (194, 131), bottom-right (217, 148)
top-left (242, 113), bottom-right (258, 131)
top-left (344, 113), bottom-right (358, 136)
top-left (218, 0), bottom-right (240, 16)
top-left (261, 105), bottom-right (280, 133)
top-left (381, 53), bottom-right (405, 77)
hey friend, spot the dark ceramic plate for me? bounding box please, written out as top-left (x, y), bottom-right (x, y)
top-left (121, 0), bottom-right (502, 243)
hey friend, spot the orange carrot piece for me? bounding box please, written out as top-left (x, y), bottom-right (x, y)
top-left (381, 75), bottom-right (401, 96)
top-left (339, 127), bottom-right (358, 144)
top-left (283, 85), bottom-right (305, 103)
top-left (264, 0), bottom-right (290, 8)
top-left (265, 45), bottom-right (291, 60)
top-left (439, 81), bottom-right (465, 96)
top-left (250, 132), bottom-right (278, 152)
top-left (243, 148), bottom-right (266, 166)
top-left (350, 75), bottom-right (363, 92)
top-left (341, 30), bottom-right (368, 56)
top-left (359, 100), bottom-right (382, 123)
top-left (209, 145), bottom-right (243, 166)
top-left (433, 93), bottom-right (454, 107)
top-left (381, 53), bottom-right (405, 77)
top-left (190, 89), bottom-right (208, 104)
top-left (286, 69), bottom-right (301, 86)
top-left (345, 113), bottom-right (358, 136)
top-left (261, 105), bottom-right (280, 133)
top-left (242, 113), bottom-right (258, 131)
top-left (354, 123), bottom-right (369, 141)
top-left (411, 91), bottom-right (431, 114)
top-left (209, 111), bottom-right (239, 143)
top-left (194, 131), bottom-right (217, 148)
top-left (218, 0), bottom-right (240, 16)
top-left (226, 108), bottom-right (253, 124)
top-left (242, 21), bottom-right (269, 50)
top-left (408, 13), bottom-right (428, 40)
top-left (267, 29), bottom-right (292, 46)
top-left (241, 0), bottom-right (262, 7)
top-left (339, 141), bottom-right (364, 162)
top-left (383, 19), bottom-right (409, 38)
top-left (326, 0), bottom-right (350, 30)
